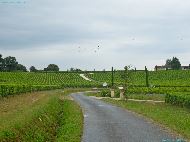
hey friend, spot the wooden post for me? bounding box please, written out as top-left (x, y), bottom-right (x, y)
top-left (145, 66), bottom-right (149, 87)
top-left (111, 67), bottom-right (114, 87)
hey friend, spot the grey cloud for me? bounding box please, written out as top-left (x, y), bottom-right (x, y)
top-left (0, 0), bottom-right (190, 69)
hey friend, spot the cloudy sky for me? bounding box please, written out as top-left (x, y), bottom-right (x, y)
top-left (0, 0), bottom-right (190, 71)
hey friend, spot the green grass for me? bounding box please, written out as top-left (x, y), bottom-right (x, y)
top-left (102, 98), bottom-right (190, 141)
top-left (127, 93), bottom-right (165, 101)
top-left (85, 92), bottom-right (102, 97)
top-left (86, 91), bottom-right (165, 101)
top-left (0, 89), bottom-right (83, 142)
top-left (56, 99), bottom-right (83, 142)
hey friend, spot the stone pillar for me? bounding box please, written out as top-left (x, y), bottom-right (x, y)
top-left (111, 89), bottom-right (114, 98)
top-left (120, 89), bottom-right (125, 100)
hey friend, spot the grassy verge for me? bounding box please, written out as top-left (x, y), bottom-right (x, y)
top-left (85, 92), bottom-right (102, 97)
top-left (126, 93), bottom-right (165, 101)
top-left (86, 91), bottom-right (165, 101)
top-left (101, 98), bottom-right (190, 141)
top-left (56, 99), bottom-right (83, 142)
top-left (0, 89), bottom-right (84, 142)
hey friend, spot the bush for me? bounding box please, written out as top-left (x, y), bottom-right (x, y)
top-left (165, 93), bottom-right (190, 108)
top-left (115, 89), bottom-right (120, 98)
top-left (0, 84), bottom-right (62, 98)
top-left (100, 89), bottom-right (111, 97)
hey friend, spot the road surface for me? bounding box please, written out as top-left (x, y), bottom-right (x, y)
top-left (71, 93), bottom-right (176, 142)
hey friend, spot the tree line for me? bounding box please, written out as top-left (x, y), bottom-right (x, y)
top-left (0, 54), bottom-right (27, 72)
top-left (0, 54), bottom-right (60, 72)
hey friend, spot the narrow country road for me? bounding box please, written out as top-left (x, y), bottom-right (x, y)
top-left (71, 93), bottom-right (176, 142)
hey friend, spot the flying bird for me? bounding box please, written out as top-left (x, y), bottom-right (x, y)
top-left (97, 46), bottom-right (100, 50)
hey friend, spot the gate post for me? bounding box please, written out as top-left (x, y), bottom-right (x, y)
top-left (118, 86), bottom-right (125, 100)
top-left (111, 89), bottom-right (114, 98)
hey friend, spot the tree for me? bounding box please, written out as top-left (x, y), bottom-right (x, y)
top-left (4, 56), bottom-right (18, 71)
top-left (121, 65), bottom-right (133, 93)
top-left (16, 64), bottom-right (27, 72)
top-left (69, 68), bottom-right (82, 72)
top-left (45, 64), bottom-right (59, 71)
top-left (165, 59), bottom-right (172, 69)
top-left (165, 57), bottom-right (181, 70)
top-left (70, 67), bottom-right (74, 72)
top-left (171, 57), bottom-right (181, 70)
top-left (0, 54), bottom-right (4, 71)
top-left (30, 66), bottom-right (37, 72)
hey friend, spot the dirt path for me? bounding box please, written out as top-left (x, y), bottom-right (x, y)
top-left (71, 92), bottom-right (176, 142)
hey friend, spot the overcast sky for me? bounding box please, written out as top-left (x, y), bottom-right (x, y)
top-left (0, 0), bottom-right (190, 71)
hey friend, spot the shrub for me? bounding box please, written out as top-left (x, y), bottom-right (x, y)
top-left (100, 89), bottom-right (111, 97)
top-left (165, 93), bottom-right (190, 108)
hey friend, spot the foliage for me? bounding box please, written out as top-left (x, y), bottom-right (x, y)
top-left (165, 59), bottom-right (172, 69)
top-left (165, 93), bottom-right (190, 108)
top-left (171, 57), bottom-right (181, 70)
top-left (0, 72), bottom-right (100, 86)
top-left (69, 68), bottom-right (82, 72)
top-left (3, 56), bottom-right (18, 71)
top-left (87, 70), bottom-right (190, 87)
top-left (0, 54), bottom-right (4, 71)
top-left (165, 57), bottom-right (181, 70)
top-left (87, 70), bottom-right (190, 108)
top-left (0, 54), bottom-right (27, 72)
top-left (16, 64), bottom-right (27, 72)
top-left (44, 64), bottom-right (59, 72)
top-left (30, 66), bottom-right (37, 72)
top-left (126, 87), bottom-right (190, 94)
top-left (0, 84), bottom-right (60, 98)
top-left (100, 89), bottom-right (111, 97)
top-left (0, 72), bottom-right (101, 97)
top-left (121, 65), bottom-right (134, 93)
top-left (114, 89), bottom-right (120, 98)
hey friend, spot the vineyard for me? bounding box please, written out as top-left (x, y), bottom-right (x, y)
top-left (86, 70), bottom-right (190, 108)
top-left (0, 72), bottom-right (100, 97)
top-left (86, 70), bottom-right (190, 87)
top-left (0, 70), bottom-right (190, 108)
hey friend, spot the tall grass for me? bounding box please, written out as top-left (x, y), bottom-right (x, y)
top-left (0, 90), bottom-right (83, 142)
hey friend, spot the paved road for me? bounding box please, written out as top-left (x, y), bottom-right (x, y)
top-left (71, 93), bottom-right (176, 142)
